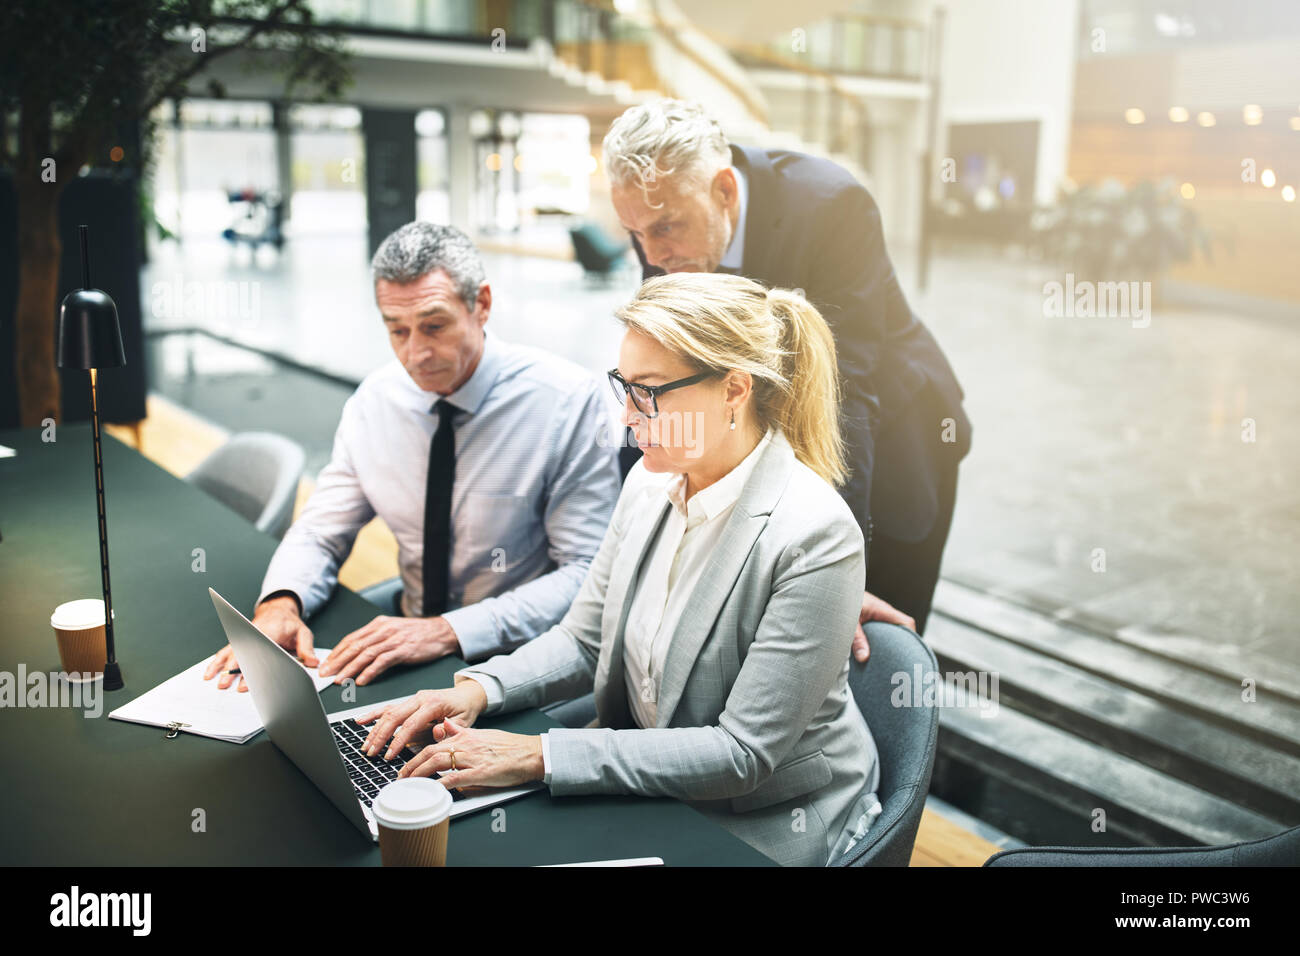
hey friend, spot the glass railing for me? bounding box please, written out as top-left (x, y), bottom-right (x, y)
top-left (299, 0), bottom-right (629, 48)
top-left (276, 1), bottom-right (659, 99)
top-left (738, 14), bottom-right (926, 81)
top-left (1077, 0), bottom-right (1300, 60)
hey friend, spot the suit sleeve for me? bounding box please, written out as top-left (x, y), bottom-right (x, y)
top-left (801, 181), bottom-right (923, 541)
top-left (542, 511), bottom-right (865, 803)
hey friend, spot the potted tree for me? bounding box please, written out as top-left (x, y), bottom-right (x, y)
top-left (0, 0), bottom-right (351, 427)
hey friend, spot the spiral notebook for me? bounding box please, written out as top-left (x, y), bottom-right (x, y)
top-left (109, 648), bottom-right (335, 743)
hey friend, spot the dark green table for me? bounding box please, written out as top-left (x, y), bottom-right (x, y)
top-left (0, 425), bottom-right (773, 866)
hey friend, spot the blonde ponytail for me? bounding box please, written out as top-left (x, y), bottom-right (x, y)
top-left (765, 288), bottom-right (848, 487)
top-left (615, 273), bottom-right (848, 487)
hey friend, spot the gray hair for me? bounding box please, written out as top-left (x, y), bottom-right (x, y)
top-left (370, 221), bottom-right (486, 309)
top-left (602, 99), bottom-right (731, 206)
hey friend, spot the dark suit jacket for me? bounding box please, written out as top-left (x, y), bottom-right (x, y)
top-left (630, 144), bottom-right (971, 549)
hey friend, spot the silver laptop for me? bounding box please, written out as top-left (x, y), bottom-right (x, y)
top-left (209, 587), bottom-right (541, 841)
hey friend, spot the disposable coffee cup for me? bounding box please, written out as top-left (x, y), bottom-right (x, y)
top-left (50, 599), bottom-right (112, 682)
top-left (372, 777), bottom-right (452, 867)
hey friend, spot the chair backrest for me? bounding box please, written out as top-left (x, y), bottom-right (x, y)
top-left (984, 823), bottom-right (1300, 866)
top-left (570, 223), bottom-right (627, 272)
top-left (833, 621), bottom-right (941, 866)
top-left (569, 226), bottom-right (600, 272)
top-left (186, 431), bottom-right (305, 540)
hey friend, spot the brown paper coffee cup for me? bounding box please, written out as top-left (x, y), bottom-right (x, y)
top-left (50, 599), bottom-right (111, 677)
top-left (372, 778), bottom-right (453, 867)
top-left (377, 817), bottom-right (450, 867)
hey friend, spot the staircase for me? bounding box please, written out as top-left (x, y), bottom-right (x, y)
top-left (927, 579), bottom-right (1300, 848)
top-left (546, 0), bottom-right (878, 188)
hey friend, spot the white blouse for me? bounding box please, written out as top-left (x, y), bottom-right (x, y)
top-left (622, 428), bottom-right (778, 728)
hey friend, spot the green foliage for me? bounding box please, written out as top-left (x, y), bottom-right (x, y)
top-left (0, 0), bottom-right (353, 174)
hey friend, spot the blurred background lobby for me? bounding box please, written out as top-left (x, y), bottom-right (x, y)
top-left (3, 0), bottom-right (1298, 864)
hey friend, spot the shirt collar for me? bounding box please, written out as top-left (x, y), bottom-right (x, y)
top-left (718, 164), bottom-right (748, 271)
top-left (666, 426), bottom-right (775, 525)
top-left (428, 327), bottom-right (502, 416)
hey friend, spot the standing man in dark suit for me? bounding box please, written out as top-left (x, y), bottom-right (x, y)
top-left (602, 100), bottom-right (971, 655)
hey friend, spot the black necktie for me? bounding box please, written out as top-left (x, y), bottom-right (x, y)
top-left (422, 399), bottom-right (456, 616)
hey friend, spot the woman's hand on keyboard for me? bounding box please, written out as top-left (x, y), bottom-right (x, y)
top-left (398, 717), bottom-right (545, 789)
top-left (356, 684), bottom-right (486, 761)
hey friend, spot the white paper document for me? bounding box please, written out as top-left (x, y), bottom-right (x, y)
top-left (109, 648), bottom-right (335, 743)
top-left (539, 857), bottom-right (665, 867)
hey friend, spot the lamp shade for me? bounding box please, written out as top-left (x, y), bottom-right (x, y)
top-left (57, 288), bottom-right (126, 370)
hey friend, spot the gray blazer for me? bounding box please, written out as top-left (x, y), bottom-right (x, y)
top-left (464, 431), bottom-right (881, 866)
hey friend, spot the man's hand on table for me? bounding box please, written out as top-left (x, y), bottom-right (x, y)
top-left (203, 594), bottom-right (317, 692)
top-left (318, 614), bottom-right (462, 686)
top-left (852, 589), bottom-right (918, 664)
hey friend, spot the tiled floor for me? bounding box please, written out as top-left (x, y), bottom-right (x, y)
top-left (911, 247), bottom-right (1300, 690)
top-left (140, 232), bottom-right (1300, 694)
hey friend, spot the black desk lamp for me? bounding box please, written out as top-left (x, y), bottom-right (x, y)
top-left (56, 225), bottom-right (127, 690)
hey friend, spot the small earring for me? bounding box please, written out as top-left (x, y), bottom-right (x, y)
top-left (729, 409), bottom-right (736, 431)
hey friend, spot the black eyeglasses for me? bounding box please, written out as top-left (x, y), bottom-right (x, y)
top-left (607, 367), bottom-right (717, 418)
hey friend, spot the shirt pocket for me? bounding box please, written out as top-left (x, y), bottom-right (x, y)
top-left (461, 493), bottom-right (542, 569)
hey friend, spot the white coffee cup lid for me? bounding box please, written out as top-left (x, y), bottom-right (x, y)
top-left (50, 599), bottom-right (114, 630)
top-left (371, 777), bottom-right (453, 830)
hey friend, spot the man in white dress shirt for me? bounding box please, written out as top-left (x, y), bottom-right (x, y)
top-left (204, 222), bottom-right (620, 690)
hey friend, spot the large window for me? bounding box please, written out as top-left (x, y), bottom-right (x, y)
top-left (288, 104), bottom-right (366, 237)
top-left (151, 99), bottom-right (277, 241)
top-left (148, 99), bottom-right (366, 240)
top-left (470, 110), bottom-right (592, 234)
top-left (1078, 0), bottom-right (1300, 58)
top-left (416, 109), bottom-right (450, 225)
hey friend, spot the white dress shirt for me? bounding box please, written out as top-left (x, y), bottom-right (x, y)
top-left (460, 428), bottom-right (782, 781)
top-left (622, 426), bottom-right (774, 728)
top-left (259, 327), bottom-right (620, 661)
top-left (718, 164), bottom-right (748, 271)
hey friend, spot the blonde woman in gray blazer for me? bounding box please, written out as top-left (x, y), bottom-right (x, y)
top-left (359, 272), bottom-right (882, 866)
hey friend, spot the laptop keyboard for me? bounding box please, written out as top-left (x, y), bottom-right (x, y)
top-left (332, 718), bottom-right (404, 806)
top-left (331, 717), bottom-right (461, 809)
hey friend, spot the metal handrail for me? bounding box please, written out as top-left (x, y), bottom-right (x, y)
top-left (552, 0), bottom-right (769, 127)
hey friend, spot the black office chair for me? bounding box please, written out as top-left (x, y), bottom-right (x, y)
top-left (534, 623), bottom-right (946, 868)
top-left (831, 621), bottom-right (941, 867)
top-left (984, 824), bottom-right (1300, 866)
